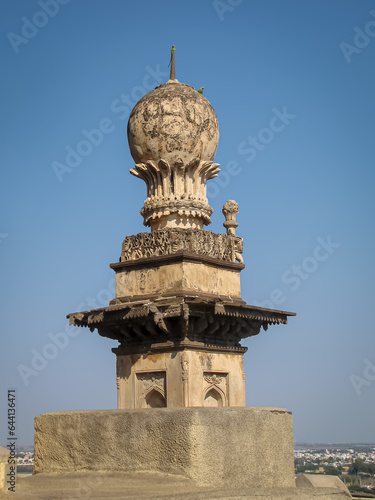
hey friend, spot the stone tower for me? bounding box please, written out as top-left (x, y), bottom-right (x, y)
top-left (68, 52), bottom-right (295, 410)
top-left (31, 51), bottom-right (351, 497)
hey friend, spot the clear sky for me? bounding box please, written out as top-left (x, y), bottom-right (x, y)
top-left (1, 0), bottom-right (374, 447)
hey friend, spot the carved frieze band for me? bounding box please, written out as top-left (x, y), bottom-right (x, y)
top-left (121, 228), bottom-right (243, 263)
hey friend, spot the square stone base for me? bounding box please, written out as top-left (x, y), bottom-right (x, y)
top-left (111, 253), bottom-right (243, 299)
top-left (34, 407), bottom-right (295, 489)
top-left (115, 348), bottom-right (246, 409)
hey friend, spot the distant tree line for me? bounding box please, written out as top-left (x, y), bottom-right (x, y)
top-left (295, 457), bottom-right (375, 477)
top-left (349, 459), bottom-right (375, 476)
top-left (347, 484), bottom-right (375, 494)
top-left (294, 461), bottom-right (342, 476)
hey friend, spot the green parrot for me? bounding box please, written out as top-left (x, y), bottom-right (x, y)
top-left (197, 87), bottom-right (204, 94)
top-left (168, 45), bottom-right (175, 67)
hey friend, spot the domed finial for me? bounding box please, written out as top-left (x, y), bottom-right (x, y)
top-left (169, 44), bottom-right (176, 81)
top-left (127, 61), bottom-right (220, 231)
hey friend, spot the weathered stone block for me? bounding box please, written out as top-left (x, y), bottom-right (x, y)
top-left (34, 407), bottom-right (295, 488)
top-left (296, 474), bottom-right (351, 497)
top-left (112, 254), bottom-right (243, 299)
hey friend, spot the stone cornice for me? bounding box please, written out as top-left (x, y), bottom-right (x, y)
top-left (112, 341), bottom-right (248, 357)
top-left (110, 251), bottom-right (245, 272)
top-left (68, 296), bottom-right (295, 352)
top-left (110, 291), bottom-right (248, 306)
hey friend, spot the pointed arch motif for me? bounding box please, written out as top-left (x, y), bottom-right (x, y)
top-left (203, 385), bottom-right (225, 407)
top-left (136, 371), bottom-right (166, 408)
top-left (145, 388), bottom-right (166, 408)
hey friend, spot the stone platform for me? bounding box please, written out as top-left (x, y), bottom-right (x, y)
top-left (24, 407), bottom-right (352, 499)
top-left (34, 407), bottom-right (295, 489)
top-left (1, 471), bottom-right (351, 499)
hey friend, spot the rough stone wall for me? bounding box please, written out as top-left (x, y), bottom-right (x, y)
top-left (34, 407), bottom-right (295, 489)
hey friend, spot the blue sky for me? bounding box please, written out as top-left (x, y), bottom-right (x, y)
top-left (1, 0), bottom-right (374, 446)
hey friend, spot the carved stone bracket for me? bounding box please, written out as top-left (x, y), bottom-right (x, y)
top-left (69, 297), bottom-right (292, 352)
top-left (120, 228), bottom-right (244, 264)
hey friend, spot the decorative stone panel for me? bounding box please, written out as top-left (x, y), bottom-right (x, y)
top-left (203, 372), bottom-right (228, 406)
top-left (120, 228), bottom-right (243, 264)
top-left (136, 371), bottom-right (166, 408)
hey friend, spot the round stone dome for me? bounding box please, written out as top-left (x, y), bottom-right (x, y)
top-left (127, 82), bottom-right (219, 166)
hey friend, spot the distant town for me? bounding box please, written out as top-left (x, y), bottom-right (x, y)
top-left (9, 448), bottom-right (34, 475)
top-left (295, 443), bottom-right (375, 497)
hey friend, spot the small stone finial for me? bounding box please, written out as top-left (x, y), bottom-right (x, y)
top-left (222, 200), bottom-right (239, 236)
top-left (169, 44), bottom-right (176, 81)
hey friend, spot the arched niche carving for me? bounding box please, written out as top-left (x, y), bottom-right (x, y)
top-left (136, 371), bottom-right (166, 408)
top-left (203, 386), bottom-right (225, 407)
top-left (145, 388), bottom-right (166, 408)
